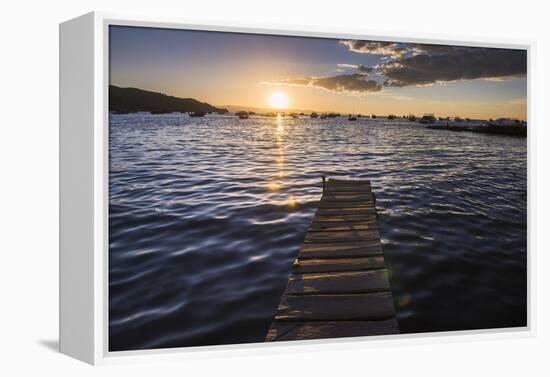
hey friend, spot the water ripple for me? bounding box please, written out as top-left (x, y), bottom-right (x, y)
top-left (109, 113), bottom-right (527, 350)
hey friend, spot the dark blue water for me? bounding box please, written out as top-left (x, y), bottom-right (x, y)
top-left (109, 114), bottom-right (527, 351)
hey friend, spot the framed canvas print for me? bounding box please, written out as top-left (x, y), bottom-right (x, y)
top-left (60, 12), bottom-right (531, 365)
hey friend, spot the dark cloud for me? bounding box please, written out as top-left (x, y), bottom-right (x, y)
top-left (314, 74), bottom-right (382, 92)
top-left (340, 39), bottom-right (527, 87)
top-left (271, 74), bottom-right (382, 93)
top-left (410, 44), bottom-right (460, 55)
top-left (357, 65), bottom-right (375, 74)
top-left (340, 40), bottom-right (407, 59)
top-left (380, 48), bottom-right (527, 87)
top-left (337, 64), bottom-right (375, 75)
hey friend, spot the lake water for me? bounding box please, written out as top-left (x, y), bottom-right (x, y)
top-left (109, 113), bottom-right (527, 351)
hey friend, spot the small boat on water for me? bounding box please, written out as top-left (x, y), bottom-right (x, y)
top-left (348, 115), bottom-right (357, 121)
top-left (290, 112), bottom-right (299, 118)
top-left (407, 114), bottom-right (417, 121)
top-left (320, 114), bottom-right (327, 119)
top-left (371, 114), bottom-right (377, 119)
top-left (238, 114), bottom-right (249, 119)
top-left (310, 112), bottom-right (319, 118)
top-left (419, 114), bottom-right (436, 124)
top-left (189, 111), bottom-right (206, 117)
top-left (388, 114), bottom-right (396, 120)
top-left (491, 118), bottom-right (521, 126)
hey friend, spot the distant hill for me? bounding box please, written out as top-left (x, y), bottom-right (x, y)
top-left (109, 86), bottom-right (227, 113)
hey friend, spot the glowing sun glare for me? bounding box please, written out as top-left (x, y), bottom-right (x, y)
top-left (268, 92), bottom-right (289, 109)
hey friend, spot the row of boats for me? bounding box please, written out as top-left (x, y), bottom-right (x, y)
top-left (233, 111), bottom-right (445, 123)
top-left (230, 112), bottom-right (488, 123)
top-left (114, 110), bottom-right (524, 126)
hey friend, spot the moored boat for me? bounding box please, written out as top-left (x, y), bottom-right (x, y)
top-left (419, 113), bottom-right (436, 124)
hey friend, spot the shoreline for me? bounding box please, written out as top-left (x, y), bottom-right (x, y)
top-left (426, 123), bottom-right (527, 137)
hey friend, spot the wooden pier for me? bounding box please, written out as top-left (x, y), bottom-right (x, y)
top-left (265, 178), bottom-right (399, 341)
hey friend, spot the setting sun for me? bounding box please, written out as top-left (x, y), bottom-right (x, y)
top-left (268, 92), bottom-right (289, 109)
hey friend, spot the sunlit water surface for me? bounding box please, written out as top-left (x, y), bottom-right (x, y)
top-left (109, 114), bottom-right (527, 351)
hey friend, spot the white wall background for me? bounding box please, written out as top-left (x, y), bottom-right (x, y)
top-left (1, 0), bottom-right (548, 375)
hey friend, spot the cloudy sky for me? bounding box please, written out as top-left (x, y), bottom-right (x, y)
top-left (110, 26), bottom-right (527, 119)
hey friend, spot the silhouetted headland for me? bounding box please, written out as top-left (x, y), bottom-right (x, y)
top-left (109, 85), bottom-right (228, 114)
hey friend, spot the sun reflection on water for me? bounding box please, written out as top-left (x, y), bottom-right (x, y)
top-left (264, 115), bottom-right (298, 208)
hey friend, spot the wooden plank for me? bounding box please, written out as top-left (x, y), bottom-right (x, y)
top-left (300, 243), bottom-right (382, 259)
top-left (304, 229), bottom-right (380, 243)
top-left (329, 178), bottom-right (371, 182)
top-left (300, 250), bottom-right (382, 261)
top-left (328, 178), bottom-right (372, 184)
top-left (324, 186), bottom-right (370, 195)
top-left (285, 270), bottom-right (389, 295)
top-left (325, 186), bottom-right (371, 191)
top-left (313, 215), bottom-right (378, 223)
top-left (275, 292), bottom-right (396, 321)
top-left (317, 204), bottom-right (376, 210)
top-left (266, 319), bottom-right (399, 341)
top-left (318, 202), bottom-right (375, 209)
top-left (301, 240), bottom-right (381, 252)
top-left (292, 256), bottom-right (386, 274)
top-left (309, 222), bottom-right (378, 231)
top-left (316, 209), bottom-right (377, 216)
top-left (321, 194), bottom-right (374, 200)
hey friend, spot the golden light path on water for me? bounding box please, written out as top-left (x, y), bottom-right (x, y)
top-left (267, 114), bottom-right (298, 208)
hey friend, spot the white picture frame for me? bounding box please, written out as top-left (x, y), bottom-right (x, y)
top-left (59, 11), bottom-right (534, 365)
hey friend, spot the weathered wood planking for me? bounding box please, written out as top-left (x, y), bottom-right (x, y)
top-left (266, 178), bottom-right (399, 342)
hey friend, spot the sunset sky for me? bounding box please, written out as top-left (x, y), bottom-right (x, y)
top-left (110, 26), bottom-right (527, 119)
